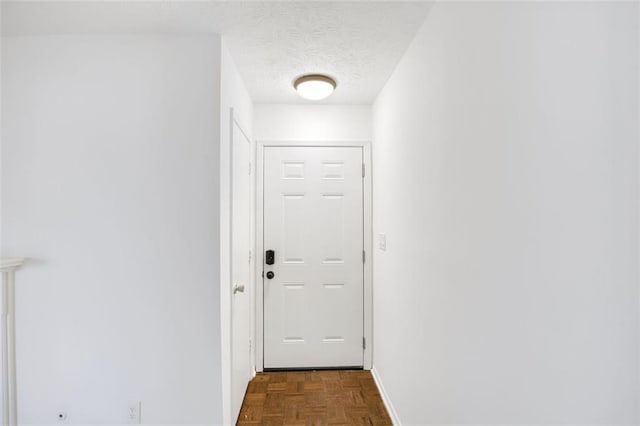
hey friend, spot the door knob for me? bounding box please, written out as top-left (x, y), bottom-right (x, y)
top-left (266, 271), bottom-right (275, 279)
top-left (233, 283), bottom-right (245, 294)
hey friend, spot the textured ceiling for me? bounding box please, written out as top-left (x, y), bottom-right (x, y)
top-left (2, 1), bottom-right (432, 104)
top-left (221, 2), bottom-right (432, 103)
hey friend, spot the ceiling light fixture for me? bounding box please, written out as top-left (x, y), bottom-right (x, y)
top-left (293, 74), bottom-right (337, 101)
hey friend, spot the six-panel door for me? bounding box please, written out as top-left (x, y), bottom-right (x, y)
top-left (263, 146), bottom-right (364, 369)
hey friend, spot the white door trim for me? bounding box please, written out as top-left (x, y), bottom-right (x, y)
top-left (233, 112), bottom-right (257, 382)
top-left (222, 108), bottom-right (255, 425)
top-left (255, 139), bottom-right (372, 372)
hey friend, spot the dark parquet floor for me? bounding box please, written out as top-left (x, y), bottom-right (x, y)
top-left (236, 370), bottom-right (393, 426)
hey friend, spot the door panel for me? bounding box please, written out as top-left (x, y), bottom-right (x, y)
top-left (263, 146), bottom-right (363, 369)
top-left (231, 121), bottom-right (252, 422)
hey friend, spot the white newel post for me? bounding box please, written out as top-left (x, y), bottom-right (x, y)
top-left (0, 258), bottom-right (25, 426)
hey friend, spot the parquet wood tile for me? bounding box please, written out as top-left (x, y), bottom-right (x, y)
top-left (236, 370), bottom-right (392, 426)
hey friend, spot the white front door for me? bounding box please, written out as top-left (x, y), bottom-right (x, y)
top-left (231, 120), bottom-right (252, 421)
top-left (263, 146), bottom-right (364, 369)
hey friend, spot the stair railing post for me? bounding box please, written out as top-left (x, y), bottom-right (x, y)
top-left (1, 270), bottom-right (9, 426)
top-left (0, 259), bottom-right (25, 426)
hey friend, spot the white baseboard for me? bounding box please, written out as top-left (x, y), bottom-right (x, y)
top-left (371, 366), bottom-right (401, 426)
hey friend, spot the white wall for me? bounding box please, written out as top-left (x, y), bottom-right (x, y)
top-left (373, 2), bottom-right (639, 425)
top-left (254, 104), bottom-right (371, 141)
top-left (2, 34), bottom-right (223, 424)
top-left (218, 40), bottom-right (253, 425)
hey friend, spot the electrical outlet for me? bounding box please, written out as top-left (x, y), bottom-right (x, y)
top-left (378, 233), bottom-right (387, 251)
top-left (127, 402), bottom-right (141, 424)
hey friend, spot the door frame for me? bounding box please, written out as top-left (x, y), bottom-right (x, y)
top-left (229, 109), bottom-right (255, 422)
top-left (222, 108), bottom-right (256, 425)
top-left (255, 140), bottom-right (373, 372)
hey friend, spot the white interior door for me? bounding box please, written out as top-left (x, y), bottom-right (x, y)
top-left (263, 146), bottom-right (364, 369)
top-left (231, 120), bottom-right (252, 421)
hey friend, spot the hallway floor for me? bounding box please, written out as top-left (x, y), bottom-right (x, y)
top-left (236, 370), bottom-right (392, 425)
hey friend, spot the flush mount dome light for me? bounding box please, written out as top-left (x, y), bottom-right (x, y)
top-left (294, 74), bottom-right (337, 101)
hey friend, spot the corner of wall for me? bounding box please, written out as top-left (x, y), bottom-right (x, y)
top-left (218, 37), bottom-right (254, 425)
top-left (371, 367), bottom-right (402, 426)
